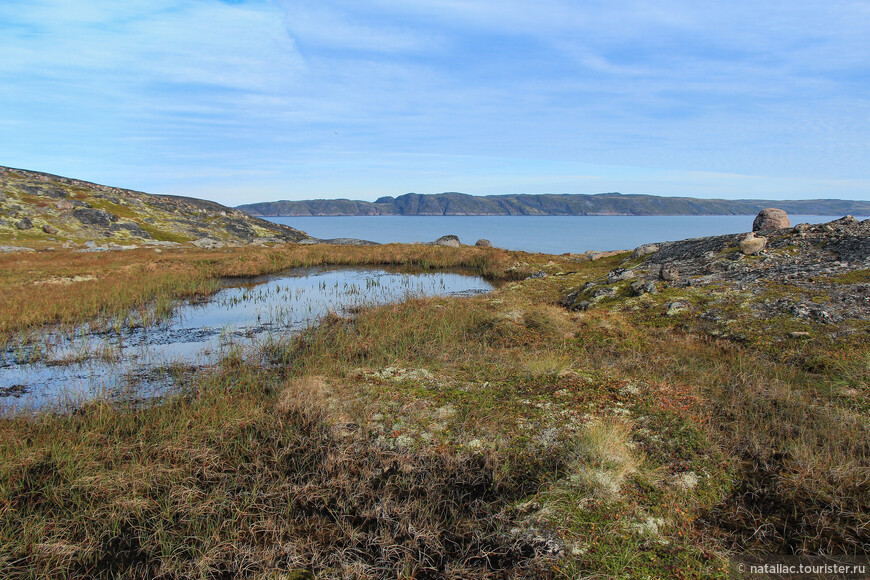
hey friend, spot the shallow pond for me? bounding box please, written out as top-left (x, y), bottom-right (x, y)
top-left (0, 267), bottom-right (493, 411)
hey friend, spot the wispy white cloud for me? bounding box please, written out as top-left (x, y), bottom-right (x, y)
top-left (0, 0), bottom-right (867, 204)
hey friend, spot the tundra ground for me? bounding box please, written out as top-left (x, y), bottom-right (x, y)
top-left (1, 242), bottom-right (867, 578)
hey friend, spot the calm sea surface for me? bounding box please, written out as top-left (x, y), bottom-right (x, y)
top-left (266, 215), bottom-right (866, 255)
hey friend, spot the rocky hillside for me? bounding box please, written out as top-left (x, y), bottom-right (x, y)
top-left (0, 166), bottom-right (309, 250)
top-left (238, 191), bottom-right (870, 217)
top-left (563, 212), bottom-right (870, 339)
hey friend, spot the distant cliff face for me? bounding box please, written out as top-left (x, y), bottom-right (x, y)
top-left (238, 192), bottom-right (870, 217)
top-left (0, 166), bottom-right (308, 247)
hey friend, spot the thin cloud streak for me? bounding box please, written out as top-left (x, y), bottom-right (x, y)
top-left (0, 0), bottom-right (867, 204)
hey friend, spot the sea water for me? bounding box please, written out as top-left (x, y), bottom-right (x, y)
top-left (268, 215), bottom-right (867, 254)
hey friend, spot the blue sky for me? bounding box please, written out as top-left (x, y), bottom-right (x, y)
top-left (1, 0), bottom-right (868, 205)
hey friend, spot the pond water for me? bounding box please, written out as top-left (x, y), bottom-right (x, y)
top-left (0, 267), bottom-right (493, 411)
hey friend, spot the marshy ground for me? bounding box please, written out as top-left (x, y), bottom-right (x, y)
top-left (0, 241), bottom-right (867, 578)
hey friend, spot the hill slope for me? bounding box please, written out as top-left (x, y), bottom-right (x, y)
top-left (0, 166), bottom-right (309, 248)
top-left (238, 191), bottom-right (870, 217)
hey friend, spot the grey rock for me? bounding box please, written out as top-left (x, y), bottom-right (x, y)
top-left (191, 237), bottom-right (225, 249)
top-left (738, 234), bottom-right (767, 255)
top-left (0, 192), bottom-right (6, 202)
top-left (0, 245), bottom-right (35, 253)
top-left (475, 239), bottom-right (493, 248)
top-left (660, 265), bottom-right (680, 282)
top-left (433, 234), bottom-right (461, 247)
top-left (16, 217), bottom-right (33, 230)
top-left (251, 236), bottom-right (283, 245)
top-left (18, 184), bottom-right (67, 199)
top-left (73, 208), bottom-right (117, 228)
top-left (588, 250), bottom-right (627, 261)
top-left (630, 280), bottom-right (657, 296)
top-left (666, 301), bottom-right (688, 316)
top-left (42, 224), bottom-right (58, 234)
top-left (317, 238), bottom-right (379, 246)
top-left (608, 268), bottom-right (636, 283)
top-left (223, 218), bottom-right (255, 241)
top-left (753, 208), bottom-right (790, 231)
top-left (592, 287), bottom-right (617, 300)
top-left (563, 287), bottom-right (588, 310)
top-left (143, 240), bottom-right (182, 247)
top-left (84, 240), bottom-right (97, 249)
top-left (76, 247), bottom-right (112, 253)
top-left (632, 243), bottom-right (660, 258)
top-left (0, 219), bottom-right (8, 227)
top-left (109, 222), bottom-right (153, 239)
top-left (526, 271), bottom-right (548, 279)
top-left (55, 200), bottom-right (75, 210)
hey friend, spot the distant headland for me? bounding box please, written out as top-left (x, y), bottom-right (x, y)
top-left (237, 191), bottom-right (870, 217)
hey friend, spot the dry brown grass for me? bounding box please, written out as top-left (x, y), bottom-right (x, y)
top-left (0, 243), bottom-right (527, 343)
top-left (1, 242), bottom-right (867, 578)
top-left (0, 372), bottom-right (565, 579)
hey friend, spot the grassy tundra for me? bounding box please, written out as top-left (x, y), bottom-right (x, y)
top-left (0, 242), bottom-right (867, 578)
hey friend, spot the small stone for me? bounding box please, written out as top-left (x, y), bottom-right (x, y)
top-left (752, 208), bottom-right (790, 231)
top-left (42, 224), bottom-right (58, 234)
top-left (659, 265), bottom-right (680, 282)
top-left (630, 280), bottom-right (657, 296)
top-left (475, 238), bottom-right (493, 248)
top-left (16, 217), bottom-right (33, 230)
top-left (790, 331), bottom-right (811, 338)
top-left (592, 287), bottom-right (617, 300)
top-left (55, 200), bottom-right (75, 210)
top-left (666, 301), bottom-right (688, 316)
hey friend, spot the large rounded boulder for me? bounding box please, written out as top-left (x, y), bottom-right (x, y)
top-left (433, 235), bottom-right (461, 247)
top-left (753, 208), bottom-right (790, 232)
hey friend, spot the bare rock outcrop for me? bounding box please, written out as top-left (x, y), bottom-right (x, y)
top-left (562, 215), bottom-right (870, 326)
top-left (0, 165), bottom-right (310, 246)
